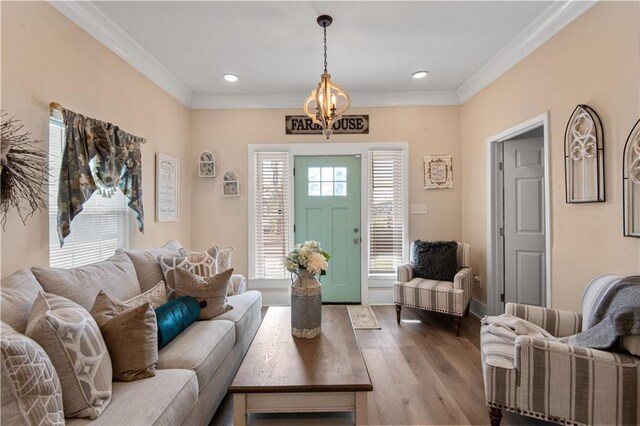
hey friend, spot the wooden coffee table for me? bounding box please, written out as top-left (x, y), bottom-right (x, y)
top-left (229, 306), bottom-right (373, 425)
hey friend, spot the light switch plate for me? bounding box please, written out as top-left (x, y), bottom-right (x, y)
top-left (411, 204), bottom-right (428, 215)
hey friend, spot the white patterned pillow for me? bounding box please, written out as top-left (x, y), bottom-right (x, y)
top-left (181, 246), bottom-right (236, 295)
top-left (160, 246), bottom-right (218, 300)
top-left (125, 281), bottom-right (167, 309)
top-left (1, 322), bottom-right (64, 426)
top-left (26, 292), bottom-right (112, 419)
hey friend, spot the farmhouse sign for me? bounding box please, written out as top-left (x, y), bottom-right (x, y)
top-left (285, 115), bottom-right (369, 135)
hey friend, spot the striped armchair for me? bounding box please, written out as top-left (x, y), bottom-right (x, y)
top-left (393, 242), bottom-right (472, 335)
top-left (481, 275), bottom-right (640, 426)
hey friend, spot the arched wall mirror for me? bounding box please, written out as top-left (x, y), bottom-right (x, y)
top-left (623, 119), bottom-right (640, 238)
top-left (564, 105), bottom-right (605, 203)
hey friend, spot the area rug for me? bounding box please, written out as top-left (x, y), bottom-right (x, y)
top-left (347, 305), bottom-right (381, 330)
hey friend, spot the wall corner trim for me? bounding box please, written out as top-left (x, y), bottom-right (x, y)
top-left (456, 0), bottom-right (597, 103)
top-left (48, 0), bottom-right (194, 107)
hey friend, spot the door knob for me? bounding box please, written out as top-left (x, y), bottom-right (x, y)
top-left (353, 238), bottom-right (360, 244)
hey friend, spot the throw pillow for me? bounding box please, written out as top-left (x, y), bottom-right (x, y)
top-left (25, 292), bottom-right (112, 419)
top-left (622, 335), bottom-right (640, 356)
top-left (90, 291), bottom-right (158, 382)
top-left (412, 240), bottom-right (459, 282)
top-left (180, 246), bottom-right (236, 295)
top-left (124, 281), bottom-right (167, 309)
top-left (174, 268), bottom-right (234, 320)
top-left (1, 322), bottom-right (64, 426)
top-left (154, 297), bottom-right (201, 349)
top-left (158, 246), bottom-right (218, 300)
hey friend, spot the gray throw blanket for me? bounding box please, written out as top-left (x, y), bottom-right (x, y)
top-left (564, 275), bottom-right (640, 350)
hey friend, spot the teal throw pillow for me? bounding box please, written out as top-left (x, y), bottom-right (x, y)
top-left (154, 296), bottom-right (200, 349)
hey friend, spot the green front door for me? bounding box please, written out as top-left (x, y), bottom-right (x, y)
top-left (294, 156), bottom-right (361, 303)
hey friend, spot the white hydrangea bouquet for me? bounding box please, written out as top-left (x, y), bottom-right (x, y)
top-left (285, 240), bottom-right (331, 276)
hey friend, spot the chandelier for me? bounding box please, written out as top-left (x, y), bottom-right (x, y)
top-left (303, 15), bottom-right (350, 140)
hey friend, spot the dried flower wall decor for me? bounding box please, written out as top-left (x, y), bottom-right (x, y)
top-left (0, 112), bottom-right (48, 228)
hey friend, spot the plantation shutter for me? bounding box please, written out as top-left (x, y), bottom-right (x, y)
top-left (368, 149), bottom-right (405, 275)
top-left (48, 120), bottom-right (131, 268)
top-left (254, 151), bottom-right (290, 279)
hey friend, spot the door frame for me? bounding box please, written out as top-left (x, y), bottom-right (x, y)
top-left (248, 142), bottom-right (409, 305)
top-left (486, 112), bottom-right (551, 315)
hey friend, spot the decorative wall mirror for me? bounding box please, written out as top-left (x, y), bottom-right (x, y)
top-left (199, 150), bottom-right (216, 178)
top-left (623, 118), bottom-right (640, 238)
top-left (564, 105), bottom-right (605, 203)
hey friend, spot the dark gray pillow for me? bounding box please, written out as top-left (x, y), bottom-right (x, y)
top-left (412, 241), bottom-right (458, 281)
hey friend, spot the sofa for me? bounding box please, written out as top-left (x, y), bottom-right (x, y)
top-left (0, 240), bottom-right (263, 425)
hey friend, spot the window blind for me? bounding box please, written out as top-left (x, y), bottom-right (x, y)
top-left (48, 120), bottom-right (131, 268)
top-left (368, 149), bottom-right (405, 275)
top-left (253, 151), bottom-right (290, 279)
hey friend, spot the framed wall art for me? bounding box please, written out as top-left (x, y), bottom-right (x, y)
top-left (156, 153), bottom-right (179, 222)
top-left (424, 155), bottom-right (453, 189)
top-left (223, 171), bottom-right (239, 197)
top-left (199, 150), bottom-right (216, 178)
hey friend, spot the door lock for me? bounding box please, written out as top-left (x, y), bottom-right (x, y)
top-left (353, 227), bottom-right (359, 233)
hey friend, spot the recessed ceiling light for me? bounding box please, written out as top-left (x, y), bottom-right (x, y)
top-left (222, 73), bottom-right (239, 82)
top-left (412, 71), bottom-right (429, 79)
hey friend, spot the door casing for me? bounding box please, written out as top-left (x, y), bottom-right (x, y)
top-left (486, 113), bottom-right (552, 316)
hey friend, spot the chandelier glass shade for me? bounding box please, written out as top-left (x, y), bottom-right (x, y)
top-left (303, 15), bottom-right (350, 140)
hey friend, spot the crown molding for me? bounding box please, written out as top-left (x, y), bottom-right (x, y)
top-left (48, 0), bottom-right (194, 107)
top-left (456, 0), bottom-right (597, 104)
top-left (191, 90), bottom-right (460, 109)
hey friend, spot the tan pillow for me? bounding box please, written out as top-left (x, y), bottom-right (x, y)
top-left (159, 246), bottom-right (218, 299)
top-left (124, 281), bottom-right (167, 309)
top-left (174, 268), bottom-right (234, 320)
top-left (622, 335), bottom-right (640, 356)
top-left (1, 322), bottom-right (64, 426)
top-left (25, 292), bottom-right (112, 419)
top-left (90, 291), bottom-right (158, 382)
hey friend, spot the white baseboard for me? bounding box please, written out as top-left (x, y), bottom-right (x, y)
top-left (469, 298), bottom-right (487, 319)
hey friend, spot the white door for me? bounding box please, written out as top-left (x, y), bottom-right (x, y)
top-left (503, 137), bottom-right (546, 306)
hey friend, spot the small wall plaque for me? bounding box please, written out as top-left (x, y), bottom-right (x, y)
top-left (198, 151), bottom-right (216, 178)
top-left (285, 115), bottom-right (369, 135)
top-left (424, 155), bottom-right (453, 189)
top-left (223, 171), bottom-right (239, 197)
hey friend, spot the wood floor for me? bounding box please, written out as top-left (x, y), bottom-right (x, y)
top-left (211, 305), bottom-right (550, 425)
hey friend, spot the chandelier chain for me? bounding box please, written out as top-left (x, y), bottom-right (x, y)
top-left (323, 25), bottom-right (328, 73)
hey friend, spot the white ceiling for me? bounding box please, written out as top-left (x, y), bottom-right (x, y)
top-left (54, 1), bottom-right (595, 107)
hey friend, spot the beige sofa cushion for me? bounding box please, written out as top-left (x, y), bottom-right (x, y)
top-left (66, 369), bottom-right (198, 426)
top-left (215, 290), bottom-right (263, 342)
top-left (174, 268), bottom-right (234, 320)
top-left (157, 319), bottom-right (235, 389)
top-left (26, 292), bottom-right (112, 419)
top-left (90, 291), bottom-right (158, 382)
top-left (1, 322), bottom-right (64, 426)
top-left (118, 240), bottom-right (182, 292)
top-left (32, 252), bottom-right (140, 311)
top-left (0, 269), bottom-right (43, 333)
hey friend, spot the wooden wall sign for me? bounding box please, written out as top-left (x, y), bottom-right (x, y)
top-left (285, 115), bottom-right (369, 135)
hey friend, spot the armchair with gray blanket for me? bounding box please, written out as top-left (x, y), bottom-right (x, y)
top-left (480, 275), bottom-right (640, 426)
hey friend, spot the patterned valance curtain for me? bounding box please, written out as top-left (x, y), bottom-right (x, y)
top-left (57, 108), bottom-right (145, 247)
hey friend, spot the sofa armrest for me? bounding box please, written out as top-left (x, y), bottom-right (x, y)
top-left (505, 302), bottom-right (582, 337)
top-left (514, 336), bottom-right (640, 422)
top-left (453, 267), bottom-right (472, 291)
top-left (230, 274), bottom-right (247, 294)
top-left (396, 264), bottom-right (414, 283)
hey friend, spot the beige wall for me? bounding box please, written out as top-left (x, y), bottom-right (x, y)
top-left (1, 1), bottom-right (192, 275)
top-left (190, 107), bottom-right (462, 277)
top-left (460, 1), bottom-right (640, 311)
